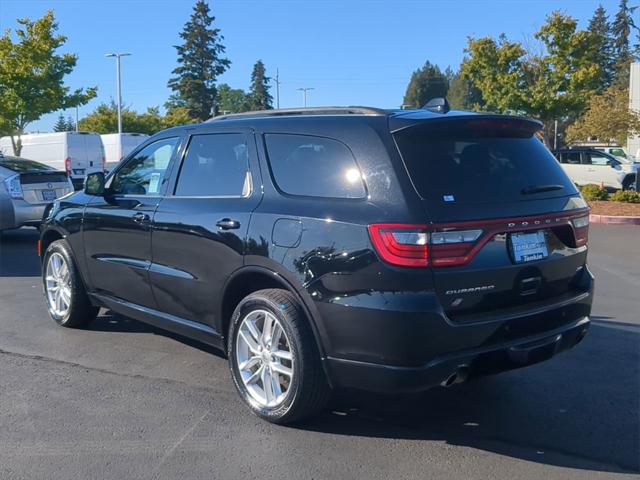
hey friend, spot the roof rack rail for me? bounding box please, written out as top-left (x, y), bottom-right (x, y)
top-left (207, 106), bottom-right (388, 122)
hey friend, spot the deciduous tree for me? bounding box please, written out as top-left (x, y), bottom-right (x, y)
top-left (0, 11), bottom-right (96, 155)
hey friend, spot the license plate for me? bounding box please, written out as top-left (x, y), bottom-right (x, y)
top-left (42, 190), bottom-right (57, 201)
top-left (72, 169), bottom-right (85, 175)
top-left (510, 231), bottom-right (548, 263)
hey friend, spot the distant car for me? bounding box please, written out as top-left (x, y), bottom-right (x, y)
top-left (568, 142), bottom-right (638, 163)
top-left (552, 147), bottom-right (638, 190)
top-left (0, 132), bottom-right (105, 190)
top-left (0, 154), bottom-right (73, 231)
top-left (101, 133), bottom-right (149, 172)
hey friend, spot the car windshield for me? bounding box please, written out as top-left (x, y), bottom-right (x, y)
top-left (0, 157), bottom-right (55, 173)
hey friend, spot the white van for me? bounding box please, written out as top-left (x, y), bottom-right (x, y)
top-left (0, 132), bottom-right (104, 189)
top-left (101, 133), bottom-right (149, 171)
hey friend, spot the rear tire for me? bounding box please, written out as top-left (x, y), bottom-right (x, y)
top-left (42, 239), bottom-right (99, 328)
top-left (227, 288), bottom-right (331, 424)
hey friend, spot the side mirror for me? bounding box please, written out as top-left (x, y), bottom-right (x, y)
top-left (84, 172), bottom-right (105, 196)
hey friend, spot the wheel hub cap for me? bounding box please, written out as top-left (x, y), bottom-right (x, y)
top-left (235, 309), bottom-right (294, 408)
top-left (45, 252), bottom-right (72, 317)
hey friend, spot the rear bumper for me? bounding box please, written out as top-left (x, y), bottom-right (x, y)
top-left (325, 316), bottom-right (589, 392)
top-left (0, 199), bottom-right (46, 230)
top-left (314, 265), bottom-right (594, 393)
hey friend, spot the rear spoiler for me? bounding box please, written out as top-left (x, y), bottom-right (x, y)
top-left (389, 113), bottom-right (543, 136)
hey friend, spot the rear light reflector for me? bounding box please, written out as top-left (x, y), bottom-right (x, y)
top-left (431, 229), bottom-right (482, 244)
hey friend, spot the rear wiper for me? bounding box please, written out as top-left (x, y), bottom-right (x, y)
top-left (520, 184), bottom-right (564, 195)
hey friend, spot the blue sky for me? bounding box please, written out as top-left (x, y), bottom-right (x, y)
top-left (1, 0), bottom-right (622, 132)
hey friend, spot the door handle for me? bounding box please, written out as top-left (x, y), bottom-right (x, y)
top-left (132, 212), bottom-right (150, 223)
top-left (216, 218), bottom-right (240, 230)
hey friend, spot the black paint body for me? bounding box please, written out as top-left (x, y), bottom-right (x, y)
top-left (40, 109), bottom-right (593, 392)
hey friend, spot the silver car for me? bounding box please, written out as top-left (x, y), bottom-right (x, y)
top-left (0, 154), bottom-right (73, 231)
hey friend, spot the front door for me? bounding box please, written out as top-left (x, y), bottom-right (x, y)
top-left (582, 151), bottom-right (620, 188)
top-left (83, 136), bottom-right (181, 308)
top-left (150, 130), bottom-right (261, 331)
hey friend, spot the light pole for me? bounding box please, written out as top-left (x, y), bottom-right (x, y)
top-left (296, 87), bottom-right (314, 108)
top-left (105, 52), bottom-right (131, 134)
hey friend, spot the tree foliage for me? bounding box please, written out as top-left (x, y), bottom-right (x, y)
top-left (79, 102), bottom-right (166, 135)
top-left (588, 5), bottom-right (615, 90)
top-left (0, 11), bottom-right (96, 154)
top-left (461, 12), bottom-right (602, 142)
top-left (216, 83), bottom-right (250, 114)
top-left (611, 0), bottom-right (638, 84)
top-left (447, 71), bottom-right (483, 110)
top-left (565, 84), bottom-right (640, 145)
top-left (53, 113), bottom-right (68, 132)
top-left (167, 0), bottom-right (230, 121)
top-left (248, 60), bottom-right (273, 110)
top-left (403, 61), bottom-right (448, 108)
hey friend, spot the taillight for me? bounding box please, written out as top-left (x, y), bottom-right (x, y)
top-left (571, 215), bottom-right (589, 247)
top-left (368, 224), bottom-right (483, 267)
top-left (64, 157), bottom-right (71, 175)
top-left (3, 174), bottom-right (23, 200)
top-left (368, 224), bottom-right (430, 267)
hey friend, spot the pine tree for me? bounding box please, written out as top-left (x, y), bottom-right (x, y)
top-left (611, 0), bottom-right (638, 83)
top-left (65, 116), bottom-right (75, 131)
top-left (53, 113), bottom-right (67, 132)
top-left (588, 5), bottom-right (615, 90)
top-left (167, 0), bottom-right (231, 121)
top-left (403, 61), bottom-right (448, 108)
top-left (248, 60), bottom-right (273, 110)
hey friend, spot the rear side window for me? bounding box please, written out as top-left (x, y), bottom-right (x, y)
top-left (175, 133), bottom-right (249, 197)
top-left (562, 152), bottom-right (582, 164)
top-left (264, 134), bottom-right (365, 198)
top-left (394, 121), bottom-right (577, 203)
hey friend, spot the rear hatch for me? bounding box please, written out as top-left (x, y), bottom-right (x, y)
top-left (391, 115), bottom-right (591, 322)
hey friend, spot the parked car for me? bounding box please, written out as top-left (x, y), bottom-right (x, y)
top-left (101, 133), bottom-right (149, 172)
top-left (552, 147), bottom-right (638, 190)
top-left (39, 105), bottom-right (593, 424)
top-left (0, 132), bottom-right (105, 190)
top-left (0, 154), bottom-right (73, 231)
top-left (569, 142), bottom-right (637, 162)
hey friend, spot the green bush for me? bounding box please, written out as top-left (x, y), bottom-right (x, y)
top-left (610, 189), bottom-right (640, 203)
top-left (580, 184), bottom-right (609, 201)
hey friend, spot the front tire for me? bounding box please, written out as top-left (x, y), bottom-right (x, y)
top-left (227, 289), bottom-right (330, 424)
top-left (42, 239), bottom-right (98, 328)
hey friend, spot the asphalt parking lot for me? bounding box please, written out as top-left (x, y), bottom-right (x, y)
top-left (0, 225), bottom-right (638, 479)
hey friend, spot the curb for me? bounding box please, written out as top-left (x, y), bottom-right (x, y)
top-left (589, 214), bottom-right (640, 225)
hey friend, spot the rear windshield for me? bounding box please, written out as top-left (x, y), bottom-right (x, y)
top-left (0, 157), bottom-right (54, 173)
top-left (394, 120), bottom-right (577, 203)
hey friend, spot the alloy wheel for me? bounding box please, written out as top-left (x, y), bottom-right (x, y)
top-left (45, 252), bottom-right (72, 317)
top-left (235, 309), bottom-right (294, 408)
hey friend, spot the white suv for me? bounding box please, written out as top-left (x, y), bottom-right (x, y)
top-left (553, 148), bottom-right (638, 190)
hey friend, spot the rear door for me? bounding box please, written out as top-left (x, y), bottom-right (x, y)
top-left (149, 129), bottom-right (261, 330)
top-left (392, 118), bottom-right (590, 322)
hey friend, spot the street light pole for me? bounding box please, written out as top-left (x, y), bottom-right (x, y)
top-left (275, 69), bottom-right (280, 109)
top-left (296, 87), bottom-right (314, 108)
top-left (105, 52), bottom-right (131, 134)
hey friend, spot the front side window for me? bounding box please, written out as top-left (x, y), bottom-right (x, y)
top-left (587, 153), bottom-right (613, 166)
top-left (562, 152), bottom-right (582, 164)
top-left (111, 137), bottom-right (179, 195)
top-left (264, 134), bottom-right (365, 198)
top-left (175, 133), bottom-right (249, 196)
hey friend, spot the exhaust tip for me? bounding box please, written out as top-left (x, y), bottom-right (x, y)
top-left (441, 372), bottom-right (459, 387)
top-left (441, 366), bottom-right (470, 388)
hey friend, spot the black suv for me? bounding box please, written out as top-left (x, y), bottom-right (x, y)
top-left (39, 106), bottom-right (593, 423)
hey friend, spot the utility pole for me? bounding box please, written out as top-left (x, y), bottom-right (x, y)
top-left (296, 87), bottom-right (314, 108)
top-left (105, 52), bottom-right (131, 134)
top-left (275, 69), bottom-right (281, 109)
top-left (554, 119), bottom-right (558, 149)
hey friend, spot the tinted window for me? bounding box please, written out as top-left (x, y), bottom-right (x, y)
top-left (265, 134), bottom-right (365, 198)
top-left (0, 157), bottom-right (54, 173)
top-left (175, 133), bottom-right (249, 196)
top-left (394, 121), bottom-right (576, 203)
top-left (562, 152), bottom-right (582, 164)
top-left (111, 137), bottom-right (178, 195)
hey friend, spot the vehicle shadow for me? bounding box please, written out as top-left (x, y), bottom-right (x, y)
top-left (90, 308), bottom-right (639, 474)
top-left (0, 228), bottom-right (41, 277)
top-left (298, 321), bottom-right (639, 474)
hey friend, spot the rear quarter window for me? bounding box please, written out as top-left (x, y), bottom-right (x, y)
top-left (264, 134), bottom-right (366, 199)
